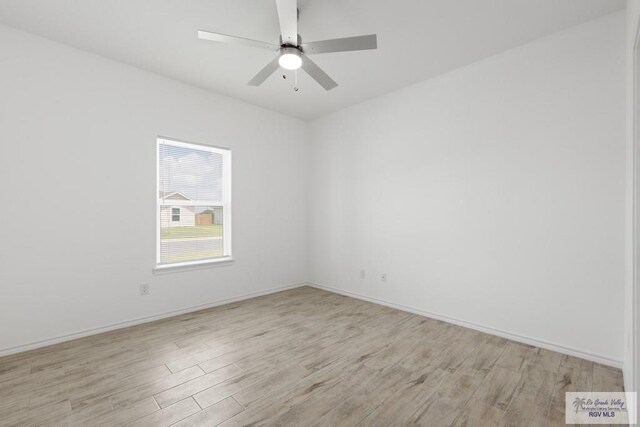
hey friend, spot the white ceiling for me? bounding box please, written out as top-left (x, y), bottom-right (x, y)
top-left (0, 0), bottom-right (625, 120)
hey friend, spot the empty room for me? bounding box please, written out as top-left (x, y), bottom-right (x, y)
top-left (1, 0), bottom-right (639, 426)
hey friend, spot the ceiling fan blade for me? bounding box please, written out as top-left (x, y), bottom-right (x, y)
top-left (301, 34), bottom-right (377, 55)
top-left (247, 56), bottom-right (281, 86)
top-left (301, 56), bottom-right (337, 91)
top-left (198, 30), bottom-right (279, 51)
top-left (275, 0), bottom-right (298, 46)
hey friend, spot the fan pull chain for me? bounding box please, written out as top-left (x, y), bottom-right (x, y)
top-left (294, 69), bottom-right (299, 92)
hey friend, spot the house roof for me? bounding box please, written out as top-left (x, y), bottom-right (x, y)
top-left (159, 191), bottom-right (191, 200)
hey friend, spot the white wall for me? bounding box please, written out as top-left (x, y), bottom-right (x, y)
top-left (0, 10), bottom-right (629, 369)
top-left (308, 12), bottom-right (626, 365)
top-left (626, 0), bottom-right (640, 404)
top-left (0, 24), bottom-right (309, 353)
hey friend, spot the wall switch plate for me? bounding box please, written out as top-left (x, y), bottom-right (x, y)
top-left (380, 273), bottom-right (387, 282)
top-left (140, 283), bottom-right (149, 296)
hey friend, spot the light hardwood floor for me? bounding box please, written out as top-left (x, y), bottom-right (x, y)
top-left (0, 286), bottom-right (624, 426)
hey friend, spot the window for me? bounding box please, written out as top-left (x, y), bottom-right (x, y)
top-left (171, 208), bottom-right (180, 222)
top-left (157, 138), bottom-right (231, 267)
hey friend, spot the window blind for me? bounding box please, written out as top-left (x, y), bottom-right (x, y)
top-left (157, 138), bottom-right (231, 266)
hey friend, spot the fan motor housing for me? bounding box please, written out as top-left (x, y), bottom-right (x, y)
top-left (279, 34), bottom-right (303, 50)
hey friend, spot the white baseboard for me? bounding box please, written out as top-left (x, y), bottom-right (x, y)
top-left (308, 282), bottom-right (623, 369)
top-left (0, 282), bottom-right (307, 358)
top-left (2, 281), bottom-right (623, 370)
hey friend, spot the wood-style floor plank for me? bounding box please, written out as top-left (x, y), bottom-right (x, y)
top-left (0, 286), bottom-right (624, 426)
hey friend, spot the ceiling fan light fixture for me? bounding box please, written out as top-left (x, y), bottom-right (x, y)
top-left (198, 0), bottom-right (377, 90)
top-left (279, 47), bottom-right (302, 70)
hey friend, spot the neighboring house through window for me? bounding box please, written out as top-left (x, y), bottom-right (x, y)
top-left (157, 138), bottom-right (231, 267)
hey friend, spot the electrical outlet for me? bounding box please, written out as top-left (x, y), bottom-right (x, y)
top-left (140, 283), bottom-right (149, 296)
top-left (360, 269), bottom-right (366, 279)
top-left (380, 273), bottom-right (387, 282)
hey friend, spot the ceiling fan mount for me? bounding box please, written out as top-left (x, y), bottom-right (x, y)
top-left (197, 0), bottom-right (378, 91)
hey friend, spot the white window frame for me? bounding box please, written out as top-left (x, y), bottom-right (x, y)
top-left (155, 137), bottom-right (232, 270)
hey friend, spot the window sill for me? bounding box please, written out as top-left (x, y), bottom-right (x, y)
top-left (153, 257), bottom-right (234, 275)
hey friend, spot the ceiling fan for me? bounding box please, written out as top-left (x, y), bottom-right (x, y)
top-left (197, 0), bottom-right (377, 91)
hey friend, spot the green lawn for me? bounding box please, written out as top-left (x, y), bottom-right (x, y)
top-left (161, 250), bottom-right (224, 263)
top-left (160, 224), bottom-right (222, 239)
